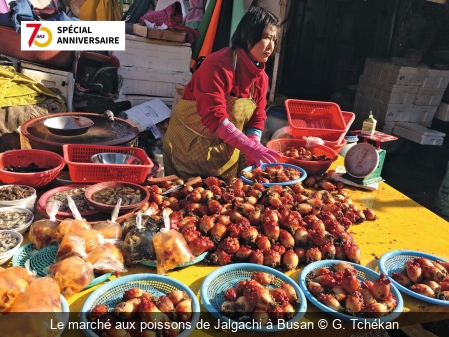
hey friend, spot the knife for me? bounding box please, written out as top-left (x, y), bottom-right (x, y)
top-left (161, 176), bottom-right (202, 195)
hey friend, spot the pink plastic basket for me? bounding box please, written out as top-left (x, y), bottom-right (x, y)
top-left (285, 99), bottom-right (347, 142)
top-left (63, 144), bottom-right (154, 184)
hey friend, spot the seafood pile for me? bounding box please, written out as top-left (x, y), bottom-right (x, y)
top-left (392, 257), bottom-right (449, 300)
top-left (142, 174), bottom-right (376, 268)
top-left (241, 164), bottom-right (303, 184)
top-left (0, 185), bottom-right (33, 201)
top-left (0, 231), bottom-right (19, 253)
top-left (281, 146), bottom-right (330, 161)
top-left (47, 187), bottom-right (95, 213)
top-left (221, 271), bottom-right (300, 325)
top-left (92, 187), bottom-right (144, 206)
top-left (0, 209), bottom-right (33, 230)
top-left (88, 288), bottom-right (193, 337)
top-left (2, 163), bottom-right (54, 172)
top-left (306, 262), bottom-right (398, 317)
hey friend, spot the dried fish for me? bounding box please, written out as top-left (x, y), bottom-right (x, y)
top-left (47, 187), bottom-right (95, 213)
top-left (0, 186), bottom-right (33, 201)
top-left (92, 187), bottom-right (143, 206)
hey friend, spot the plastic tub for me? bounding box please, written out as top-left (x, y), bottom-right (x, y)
top-left (266, 105), bottom-right (289, 135)
top-left (266, 138), bottom-right (338, 176)
top-left (339, 133), bottom-right (359, 157)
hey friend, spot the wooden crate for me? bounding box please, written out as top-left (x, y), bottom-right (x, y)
top-left (133, 24), bottom-right (186, 43)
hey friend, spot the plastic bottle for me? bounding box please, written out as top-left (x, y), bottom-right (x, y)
top-left (361, 111), bottom-right (377, 136)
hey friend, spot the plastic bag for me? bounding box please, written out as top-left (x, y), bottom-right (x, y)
top-left (29, 200), bottom-right (61, 250)
top-left (122, 211), bottom-right (156, 266)
top-left (122, 206), bottom-right (157, 239)
top-left (51, 196), bottom-right (91, 244)
top-left (10, 277), bottom-right (61, 312)
top-left (303, 136), bottom-right (325, 146)
top-left (2, 277), bottom-right (64, 337)
top-left (84, 243), bottom-right (127, 274)
top-left (0, 266), bottom-right (37, 312)
top-left (56, 229), bottom-right (104, 260)
top-left (152, 209), bottom-right (194, 274)
top-left (48, 255), bottom-right (95, 299)
top-left (92, 198), bottom-right (123, 240)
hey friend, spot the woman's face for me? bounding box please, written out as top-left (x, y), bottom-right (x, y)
top-left (249, 26), bottom-right (277, 64)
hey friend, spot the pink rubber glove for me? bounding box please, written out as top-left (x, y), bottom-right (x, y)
top-left (216, 122), bottom-right (281, 167)
top-left (247, 134), bottom-right (261, 143)
top-left (246, 134), bottom-right (261, 166)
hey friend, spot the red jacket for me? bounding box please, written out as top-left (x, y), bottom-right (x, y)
top-left (182, 47), bottom-right (268, 133)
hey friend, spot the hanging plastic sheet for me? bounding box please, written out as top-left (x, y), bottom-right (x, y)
top-left (190, 0), bottom-right (221, 70)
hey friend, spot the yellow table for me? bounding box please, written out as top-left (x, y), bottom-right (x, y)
top-left (4, 159), bottom-right (449, 337)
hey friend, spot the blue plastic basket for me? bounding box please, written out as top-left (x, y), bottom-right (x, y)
top-left (80, 274), bottom-right (200, 337)
top-left (57, 295), bottom-right (70, 337)
top-left (299, 260), bottom-right (403, 323)
top-left (240, 163), bottom-right (307, 187)
top-left (140, 251), bottom-right (209, 269)
top-left (200, 263), bottom-right (307, 333)
top-left (378, 250), bottom-right (449, 306)
top-left (13, 242), bottom-right (112, 288)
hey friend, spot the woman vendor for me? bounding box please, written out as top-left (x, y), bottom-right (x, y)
top-left (162, 5), bottom-right (281, 180)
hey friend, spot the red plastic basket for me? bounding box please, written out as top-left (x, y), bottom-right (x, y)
top-left (285, 99), bottom-right (346, 142)
top-left (0, 149), bottom-right (65, 188)
top-left (63, 144), bottom-right (154, 184)
top-left (266, 139), bottom-right (338, 176)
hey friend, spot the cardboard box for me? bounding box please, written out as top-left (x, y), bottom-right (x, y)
top-left (133, 24), bottom-right (186, 43)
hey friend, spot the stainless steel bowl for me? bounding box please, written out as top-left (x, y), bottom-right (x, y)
top-left (91, 153), bottom-right (141, 165)
top-left (43, 116), bottom-right (94, 136)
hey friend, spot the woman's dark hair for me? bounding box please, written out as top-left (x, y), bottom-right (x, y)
top-left (231, 5), bottom-right (280, 52)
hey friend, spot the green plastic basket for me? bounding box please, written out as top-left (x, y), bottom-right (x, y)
top-left (13, 242), bottom-right (112, 288)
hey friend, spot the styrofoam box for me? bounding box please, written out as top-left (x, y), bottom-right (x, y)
top-left (358, 75), bottom-right (418, 105)
top-left (418, 66), bottom-right (449, 89)
top-left (410, 105), bottom-right (438, 123)
top-left (353, 92), bottom-right (414, 123)
top-left (118, 67), bottom-right (192, 96)
top-left (393, 122), bottom-right (445, 145)
top-left (118, 94), bottom-right (174, 108)
top-left (20, 62), bottom-right (74, 111)
top-left (435, 102), bottom-right (449, 122)
top-left (111, 34), bottom-right (191, 73)
top-left (363, 58), bottom-right (423, 86)
top-left (414, 87), bottom-right (445, 106)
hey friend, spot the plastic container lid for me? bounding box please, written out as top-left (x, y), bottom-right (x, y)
top-left (267, 105), bottom-right (287, 120)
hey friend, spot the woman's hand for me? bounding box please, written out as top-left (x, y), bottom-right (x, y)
top-left (216, 122), bottom-right (280, 167)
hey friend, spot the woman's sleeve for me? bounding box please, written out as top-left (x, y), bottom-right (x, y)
top-left (193, 60), bottom-right (233, 133)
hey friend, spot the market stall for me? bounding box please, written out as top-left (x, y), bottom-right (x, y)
top-left (2, 155), bottom-right (448, 337)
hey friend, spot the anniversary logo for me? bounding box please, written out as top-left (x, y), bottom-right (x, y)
top-left (21, 21), bottom-right (125, 51)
